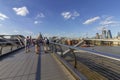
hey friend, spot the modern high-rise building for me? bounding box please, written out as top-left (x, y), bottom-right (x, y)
top-left (96, 33), bottom-right (100, 39)
top-left (117, 32), bottom-right (120, 39)
top-left (102, 29), bottom-right (107, 39)
top-left (107, 30), bottom-right (112, 39)
top-left (117, 32), bottom-right (120, 37)
top-left (99, 35), bottom-right (102, 39)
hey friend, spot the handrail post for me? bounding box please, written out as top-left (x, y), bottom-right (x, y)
top-left (52, 44), bottom-right (54, 53)
top-left (54, 44), bottom-right (57, 53)
top-left (17, 45), bottom-right (19, 49)
top-left (0, 46), bottom-right (3, 55)
top-left (50, 44), bottom-right (54, 53)
top-left (58, 45), bottom-right (63, 57)
top-left (50, 44), bottom-right (52, 52)
top-left (11, 45), bottom-right (13, 51)
top-left (70, 49), bottom-right (77, 68)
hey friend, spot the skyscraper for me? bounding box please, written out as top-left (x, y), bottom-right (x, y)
top-left (117, 32), bottom-right (120, 37)
top-left (102, 29), bottom-right (107, 39)
top-left (107, 30), bottom-right (112, 39)
top-left (96, 33), bottom-right (100, 39)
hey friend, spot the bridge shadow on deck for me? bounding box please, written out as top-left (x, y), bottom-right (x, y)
top-left (0, 46), bottom-right (39, 80)
top-left (0, 47), bottom-right (24, 61)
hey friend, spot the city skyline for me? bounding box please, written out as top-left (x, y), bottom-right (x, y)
top-left (0, 0), bottom-right (120, 38)
top-left (95, 28), bottom-right (112, 39)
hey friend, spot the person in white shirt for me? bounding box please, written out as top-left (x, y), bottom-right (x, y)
top-left (24, 36), bottom-right (30, 53)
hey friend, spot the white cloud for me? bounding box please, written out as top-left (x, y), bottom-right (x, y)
top-left (14, 30), bottom-right (19, 33)
top-left (100, 16), bottom-right (118, 25)
top-left (96, 26), bottom-right (107, 31)
top-left (0, 32), bottom-right (8, 35)
top-left (105, 16), bottom-right (113, 20)
top-left (61, 12), bottom-right (72, 19)
top-left (13, 6), bottom-right (29, 16)
top-left (35, 13), bottom-right (45, 19)
top-left (34, 21), bottom-right (42, 24)
top-left (100, 21), bottom-right (118, 25)
top-left (13, 30), bottom-right (20, 34)
top-left (83, 16), bottom-right (100, 24)
top-left (0, 13), bottom-right (9, 20)
top-left (72, 11), bottom-right (80, 19)
top-left (13, 30), bottom-right (35, 36)
top-left (61, 11), bottom-right (80, 20)
top-left (34, 21), bottom-right (38, 24)
top-left (97, 16), bottom-right (120, 31)
top-left (24, 30), bottom-right (34, 35)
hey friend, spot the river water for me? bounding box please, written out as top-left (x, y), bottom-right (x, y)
top-left (85, 46), bottom-right (120, 55)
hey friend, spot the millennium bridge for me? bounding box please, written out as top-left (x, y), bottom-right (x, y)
top-left (0, 35), bottom-right (120, 80)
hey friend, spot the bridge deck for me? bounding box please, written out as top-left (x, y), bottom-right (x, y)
top-left (0, 46), bottom-right (75, 80)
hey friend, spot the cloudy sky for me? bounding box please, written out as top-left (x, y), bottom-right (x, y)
top-left (0, 0), bottom-right (120, 38)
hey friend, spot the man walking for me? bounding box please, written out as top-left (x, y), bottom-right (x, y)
top-left (24, 36), bottom-right (30, 53)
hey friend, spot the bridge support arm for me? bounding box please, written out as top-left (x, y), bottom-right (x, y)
top-left (70, 49), bottom-right (77, 68)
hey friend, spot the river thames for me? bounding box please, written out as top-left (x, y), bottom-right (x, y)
top-left (86, 46), bottom-right (120, 55)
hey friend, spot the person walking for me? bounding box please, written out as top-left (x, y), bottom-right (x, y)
top-left (35, 33), bottom-right (44, 54)
top-left (24, 36), bottom-right (30, 53)
top-left (35, 39), bottom-right (40, 54)
top-left (44, 37), bottom-right (49, 52)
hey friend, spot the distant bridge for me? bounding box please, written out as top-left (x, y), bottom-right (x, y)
top-left (84, 39), bottom-right (120, 42)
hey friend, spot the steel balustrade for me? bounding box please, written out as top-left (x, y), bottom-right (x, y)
top-left (49, 42), bottom-right (78, 68)
top-left (49, 42), bottom-right (120, 80)
top-left (0, 35), bottom-right (25, 56)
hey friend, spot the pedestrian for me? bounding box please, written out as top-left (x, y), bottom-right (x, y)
top-left (24, 36), bottom-right (30, 53)
top-left (44, 37), bottom-right (49, 52)
top-left (35, 39), bottom-right (40, 54)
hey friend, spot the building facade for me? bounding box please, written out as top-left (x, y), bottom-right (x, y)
top-left (102, 29), bottom-right (107, 39)
top-left (107, 30), bottom-right (112, 39)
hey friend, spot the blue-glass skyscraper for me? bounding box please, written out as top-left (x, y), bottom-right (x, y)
top-left (107, 30), bottom-right (112, 39)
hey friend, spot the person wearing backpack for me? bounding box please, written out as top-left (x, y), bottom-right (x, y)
top-left (44, 37), bottom-right (49, 52)
top-left (35, 39), bottom-right (40, 54)
top-left (24, 36), bottom-right (30, 53)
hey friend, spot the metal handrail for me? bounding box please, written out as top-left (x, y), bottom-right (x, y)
top-left (50, 42), bottom-right (120, 61)
top-left (50, 42), bottom-right (78, 68)
top-left (0, 39), bottom-right (24, 56)
top-left (0, 41), bottom-right (20, 44)
top-left (49, 42), bottom-right (120, 80)
top-left (49, 42), bottom-right (88, 80)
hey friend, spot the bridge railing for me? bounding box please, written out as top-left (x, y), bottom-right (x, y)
top-left (49, 42), bottom-right (87, 80)
top-left (49, 42), bottom-right (120, 80)
top-left (0, 40), bottom-right (24, 56)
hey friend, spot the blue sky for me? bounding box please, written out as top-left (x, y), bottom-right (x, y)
top-left (0, 0), bottom-right (120, 38)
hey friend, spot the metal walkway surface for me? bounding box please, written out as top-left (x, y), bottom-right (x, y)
top-left (0, 46), bottom-right (75, 80)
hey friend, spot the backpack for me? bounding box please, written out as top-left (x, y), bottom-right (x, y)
top-left (46, 39), bottom-right (49, 44)
top-left (40, 39), bottom-right (43, 43)
top-left (26, 38), bottom-right (30, 45)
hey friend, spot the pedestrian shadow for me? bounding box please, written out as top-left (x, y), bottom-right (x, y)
top-left (35, 52), bottom-right (41, 80)
top-left (35, 44), bottom-right (43, 80)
